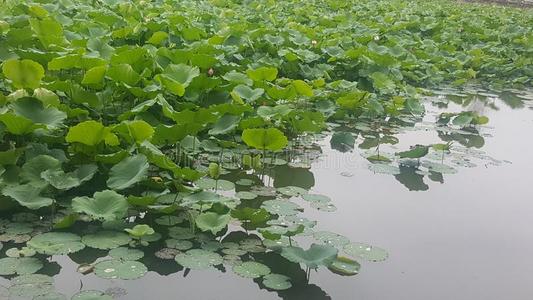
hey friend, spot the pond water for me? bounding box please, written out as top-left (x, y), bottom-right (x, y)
top-left (1, 88), bottom-right (532, 300)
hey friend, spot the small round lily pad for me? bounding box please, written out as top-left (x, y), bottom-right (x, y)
top-left (233, 261), bottom-right (271, 278)
top-left (108, 247), bottom-right (144, 260)
top-left (72, 290), bottom-right (113, 300)
top-left (94, 259), bottom-right (148, 280)
top-left (328, 256), bottom-right (360, 276)
top-left (27, 232), bottom-right (85, 255)
top-left (174, 249), bottom-right (223, 270)
top-left (0, 257), bottom-right (43, 275)
top-left (82, 231), bottom-right (132, 250)
top-left (262, 274), bottom-right (292, 290)
top-left (343, 242), bottom-right (388, 262)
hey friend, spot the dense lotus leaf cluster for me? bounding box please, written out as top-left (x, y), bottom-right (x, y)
top-left (0, 0), bottom-right (531, 298)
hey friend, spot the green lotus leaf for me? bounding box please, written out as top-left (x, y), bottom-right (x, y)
top-left (2, 183), bottom-right (54, 210)
top-left (94, 259), bottom-right (147, 280)
top-left (195, 212), bottom-right (231, 235)
top-left (313, 231), bottom-right (350, 247)
top-left (0, 113), bottom-right (40, 135)
top-left (66, 120), bottom-right (117, 146)
top-left (106, 64), bottom-right (141, 86)
top-left (281, 244), bottom-right (338, 269)
top-left (114, 120), bottom-right (154, 144)
top-left (72, 190), bottom-right (129, 221)
top-left (27, 232), bottom-right (85, 255)
top-left (124, 224), bottom-right (155, 238)
top-left (330, 132), bottom-right (355, 152)
top-left (231, 207), bottom-right (270, 224)
top-left (208, 163), bottom-right (220, 179)
top-left (222, 70), bottom-right (253, 86)
top-left (195, 178), bottom-right (234, 191)
top-left (109, 247), bottom-right (144, 261)
top-left (257, 105), bottom-right (292, 120)
top-left (32, 88), bottom-right (60, 107)
top-left (231, 84), bottom-right (264, 103)
top-left (147, 31), bottom-right (169, 45)
top-left (182, 191), bottom-right (221, 206)
top-left (328, 256), bottom-right (360, 276)
top-left (2, 59), bottom-right (44, 89)
top-left (82, 65), bottom-right (107, 85)
top-left (262, 274), bottom-right (292, 290)
top-left (0, 257), bottom-right (43, 275)
top-left (233, 261), bottom-right (271, 278)
top-left (209, 114), bottom-right (240, 135)
top-left (7, 274), bottom-right (54, 298)
top-left (11, 98), bottom-right (66, 128)
top-left (21, 154), bottom-right (61, 183)
top-left (174, 249), bottom-right (223, 270)
top-left (397, 145), bottom-right (429, 159)
top-left (261, 199), bottom-right (301, 216)
top-left (235, 191), bottom-right (258, 200)
top-left (71, 290), bottom-right (113, 300)
top-left (29, 17), bottom-right (66, 49)
top-left (33, 291), bottom-right (67, 300)
top-left (82, 231), bottom-right (132, 250)
top-left (343, 242), bottom-right (388, 262)
top-left (241, 128), bottom-right (288, 151)
top-left (369, 72), bottom-right (395, 92)
top-left (155, 64), bottom-right (200, 96)
top-left (292, 80), bottom-right (314, 97)
top-left (106, 154), bottom-right (149, 190)
top-left (41, 164), bottom-right (98, 190)
top-left (246, 67), bottom-right (278, 82)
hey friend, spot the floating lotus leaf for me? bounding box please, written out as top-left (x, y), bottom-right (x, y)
top-left (313, 231), bottom-right (350, 247)
top-left (368, 163), bottom-right (401, 175)
top-left (27, 232), bottom-right (85, 255)
top-left (235, 178), bottom-right (254, 186)
top-left (94, 259), bottom-right (147, 280)
top-left (235, 191), bottom-right (258, 200)
top-left (8, 274), bottom-right (54, 298)
top-left (107, 154), bottom-right (149, 190)
top-left (262, 274), bottom-right (292, 290)
top-left (72, 190), bottom-right (128, 221)
top-left (343, 243), bottom-right (388, 262)
top-left (168, 226), bottom-right (195, 240)
top-left (233, 261), bottom-right (271, 278)
top-left (302, 194), bottom-right (331, 203)
top-left (261, 199), bottom-right (301, 216)
top-left (277, 186), bottom-right (308, 197)
top-left (71, 290), bottom-right (113, 300)
top-left (0, 257), bottom-right (43, 275)
top-left (174, 249), bottom-right (223, 270)
top-left (281, 244), bottom-right (338, 269)
top-left (82, 231), bottom-right (132, 250)
top-left (165, 239), bottom-right (193, 251)
top-left (195, 212), bottom-right (231, 234)
top-left (195, 178), bottom-right (235, 191)
top-left (328, 256), bottom-right (360, 276)
top-left (182, 191), bottom-right (221, 205)
top-left (109, 247), bottom-right (144, 261)
top-left (33, 291), bottom-right (67, 300)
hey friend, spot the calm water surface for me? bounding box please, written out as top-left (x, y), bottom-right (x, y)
top-left (1, 89), bottom-right (532, 300)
